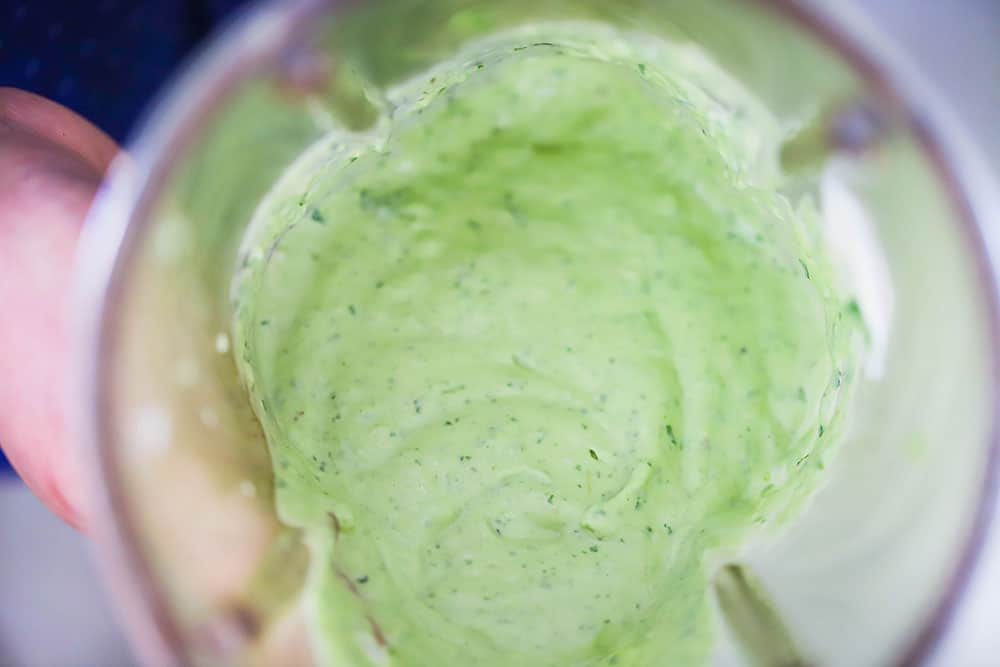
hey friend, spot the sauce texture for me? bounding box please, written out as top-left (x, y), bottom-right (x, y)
top-left (232, 24), bottom-right (863, 667)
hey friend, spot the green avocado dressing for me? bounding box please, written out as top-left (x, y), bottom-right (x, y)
top-left (232, 23), bottom-right (863, 667)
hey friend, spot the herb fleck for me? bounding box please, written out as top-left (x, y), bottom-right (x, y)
top-left (359, 189), bottom-right (372, 209)
top-left (665, 424), bottom-right (680, 449)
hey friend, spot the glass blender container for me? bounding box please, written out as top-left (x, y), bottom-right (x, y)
top-left (76, 1), bottom-right (1000, 665)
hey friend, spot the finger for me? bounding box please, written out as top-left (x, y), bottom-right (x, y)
top-left (0, 88), bottom-right (119, 530)
top-left (0, 87), bottom-right (117, 175)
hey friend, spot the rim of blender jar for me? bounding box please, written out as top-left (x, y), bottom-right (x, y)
top-left (75, 0), bottom-right (1000, 665)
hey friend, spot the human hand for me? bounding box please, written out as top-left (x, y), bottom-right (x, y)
top-left (0, 87), bottom-right (119, 530)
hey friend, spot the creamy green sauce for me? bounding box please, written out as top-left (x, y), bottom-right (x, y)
top-left (232, 24), bottom-right (863, 667)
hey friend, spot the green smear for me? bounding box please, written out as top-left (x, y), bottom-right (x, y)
top-left (232, 23), bottom-right (863, 667)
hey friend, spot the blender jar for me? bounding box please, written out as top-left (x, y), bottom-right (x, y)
top-left (76, 1), bottom-right (999, 665)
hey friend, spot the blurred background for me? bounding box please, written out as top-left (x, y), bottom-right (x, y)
top-left (1, 0), bottom-right (997, 665)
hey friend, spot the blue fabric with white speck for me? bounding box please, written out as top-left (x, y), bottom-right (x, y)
top-left (1, 0), bottom-right (251, 141)
top-left (0, 0), bottom-right (251, 477)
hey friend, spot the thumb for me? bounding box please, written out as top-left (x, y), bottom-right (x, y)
top-left (0, 87), bottom-right (118, 530)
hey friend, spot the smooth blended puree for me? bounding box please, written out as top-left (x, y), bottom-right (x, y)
top-left (232, 24), bottom-right (863, 667)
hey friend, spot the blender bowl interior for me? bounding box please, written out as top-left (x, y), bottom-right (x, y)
top-left (79, 1), bottom-right (998, 665)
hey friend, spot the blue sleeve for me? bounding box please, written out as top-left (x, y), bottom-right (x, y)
top-left (1, 0), bottom-right (251, 142)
